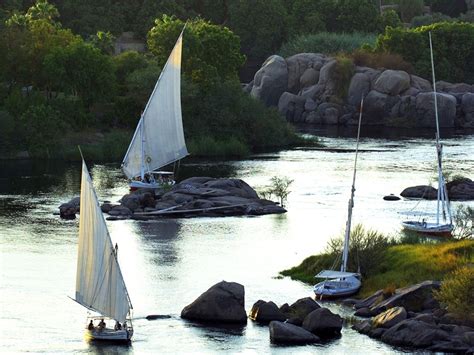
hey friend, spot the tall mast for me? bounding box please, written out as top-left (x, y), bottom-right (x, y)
top-left (140, 115), bottom-right (145, 180)
top-left (429, 32), bottom-right (452, 225)
top-left (341, 98), bottom-right (363, 272)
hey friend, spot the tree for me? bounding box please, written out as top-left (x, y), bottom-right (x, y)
top-left (398, 0), bottom-right (424, 23)
top-left (331, 0), bottom-right (380, 33)
top-left (147, 16), bottom-right (245, 85)
top-left (26, 0), bottom-right (59, 23)
top-left (378, 9), bottom-right (403, 32)
top-left (227, 0), bottom-right (288, 61)
top-left (89, 31), bottom-right (116, 55)
top-left (431, 0), bottom-right (467, 18)
top-left (288, 0), bottom-right (326, 36)
top-left (43, 41), bottom-right (116, 106)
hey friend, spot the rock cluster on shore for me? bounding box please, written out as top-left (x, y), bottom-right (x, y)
top-left (245, 53), bottom-right (474, 129)
top-left (58, 177), bottom-right (286, 220)
top-left (182, 282), bottom-right (343, 346)
top-left (349, 281), bottom-right (474, 353)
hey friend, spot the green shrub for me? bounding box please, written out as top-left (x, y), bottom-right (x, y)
top-left (397, 0), bottom-right (425, 22)
top-left (378, 9), bottom-right (403, 32)
top-left (351, 49), bottom-right (414, 72)
top-left (435, 266), bottom-right (474, 320)
top-left (279, 32), bottom-right (377, 57)
top-left (411, 12), bottom-right (453, 27)
top-left (459, 10), bottom-right (474, 23)
top-left (333, 55), bottom-right (355, 99)
top-left (20, 104), bottom-right (65, 157)
top-left (452, 205), bottom-right (474, 240)
top-left (375, 22), bottom-right (474, 84)
top-left (188, 136), bottom-right (250, 158)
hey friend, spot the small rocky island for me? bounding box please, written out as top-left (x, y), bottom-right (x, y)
top-left (59, 177), bottom-right (286, 219)
top-left (401, 177), bottom-right (474, 201)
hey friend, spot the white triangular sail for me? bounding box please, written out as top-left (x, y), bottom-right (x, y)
top-left (75, 161), bottom-right (131, 323)
top-left (122, 31), bottom-right (188, 179)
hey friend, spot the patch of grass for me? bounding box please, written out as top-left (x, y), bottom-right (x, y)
top-left (351, 49), bottom-right (414, 73)
top-left (281, 226), bottom-right (474, 298)
top-left (333, 55), bottom-right (355, 99)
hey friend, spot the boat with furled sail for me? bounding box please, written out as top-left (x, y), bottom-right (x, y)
top-left (401, 32), bottom-right (453, 237)
top-left (313, 99), bottom-right (364, 299)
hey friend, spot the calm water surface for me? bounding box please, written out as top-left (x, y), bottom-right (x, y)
top-left (1, 129), bottom-right (473, 354)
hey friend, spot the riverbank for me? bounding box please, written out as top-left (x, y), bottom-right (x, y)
top-left (281, 237), bottom-right (474, 298)
top-left (0, 128), bottom-right (320, 161)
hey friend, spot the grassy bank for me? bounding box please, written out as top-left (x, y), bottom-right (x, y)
top-left (281, 233), bottom-right (474, 298)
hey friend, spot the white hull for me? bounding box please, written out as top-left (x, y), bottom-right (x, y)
top-left (314, 275), bottom-right (361, 299)
top-left (86, 328), bottom-right (133, 342)
top-left (129, 179), bottom-right (175, 189)
top-left (402, 220), bottom-right (453, 236)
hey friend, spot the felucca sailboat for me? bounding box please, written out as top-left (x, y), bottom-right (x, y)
top-left (401, 32), bottom-right (453, 237)
top-left (313, 99), bottom-right (364, 299)
top-left (122, 28), bottom-right (188, 190)
top-left (75, 160), bottom-right (133, 342)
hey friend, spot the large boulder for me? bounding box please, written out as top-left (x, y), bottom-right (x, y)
top-left (415, 92), bottom-right (456, 127)
top-left (269, 321), bottom-right (320, 344)
top-left (447, 177), bottom-right (474, 201)
top-left (249, 300), bottom-right (287, 323)
top-left (181, 281), bottom-right (247, 324)
top-left (281, 297), bottom-right (320, 326)
top-left (374, 70), bottom-right (410, 96)
top-left (371, 281), bottom-right (441, 314)
top-left (410, 75), bottom-right (432, 92)
top-left (400, 185), bottom-right (437, 200)
top-left (373, 307), bottom-right (407, 329)
top-left (286, 53), bottom-right (325, 93)
top-left (348, 73), bottom-right (370, 106)
top-left (364, 90), bottom-right (388, 124)
top-left (278, 92), bottom-right (306, 122)
top-left (302, 307), bottom-right (343, 337)
top-left (437, 81), bottom-right (474, 94)
top-left (462, 93), bottom-right (474, 127)
top-left (250, 55), bottom-right (288, 106)
top-left (300, 68), bottom-right (320, 90)
top-left (59, 196), bottom-right (80, 219)
top-left (381, 319), bottom-right (450, 348)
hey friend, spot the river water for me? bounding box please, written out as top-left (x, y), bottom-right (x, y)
top-left (1, 128), bottom-right (473, 354)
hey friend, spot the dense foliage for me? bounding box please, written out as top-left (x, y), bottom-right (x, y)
top-left (435, 266), bottom-right (474, 320)
top-left (374, 22), bottom-right (474, 84)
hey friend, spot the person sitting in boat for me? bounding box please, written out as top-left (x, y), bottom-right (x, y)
top-left (88, 320), bottom-right (94, 330)
top-left (422, 218), bottom-right (427, 227)
top-left (114, 321), bottom-right (122, 330)
top-left (98, 319), bottom-right (106, 330)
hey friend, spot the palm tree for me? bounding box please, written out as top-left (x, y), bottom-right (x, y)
top-left (26, 0), bottom-right (59, 22)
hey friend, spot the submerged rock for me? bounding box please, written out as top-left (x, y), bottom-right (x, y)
top-left (181, 281), bottom-right (247, 324)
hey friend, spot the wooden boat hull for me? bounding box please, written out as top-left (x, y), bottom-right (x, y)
top-left (85, 328), bottom-right (133, 342)
top-left (313, 276), bottom-right (361, 300)
top-left (402, 221), bottom-right (453, 237)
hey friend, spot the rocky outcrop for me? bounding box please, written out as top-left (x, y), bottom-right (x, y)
top-left (60, 177), bottom-right (287, 220)
top-left (372, 307), bottom-right (407, 329)
top-left (402, 178), bottom-right (474, 201)
top-left (280, 297), bottom-right (321, 326)
top-left (352, 281), bottom-right (474, 352)
top-left (249, 52), bottom-right (474, 129)
top-left (302, 308), bottom-right (343, 337)
top-left (269, 321), bottom-right (320, 344)
top-left (250, 55), bottom-right (288, 106)
top-left (181, 281), bottom-right (247, 324)
top-left (58, 196), bottom-right (80, 219)
top-left (249, 300), bottom-right (287, 323)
